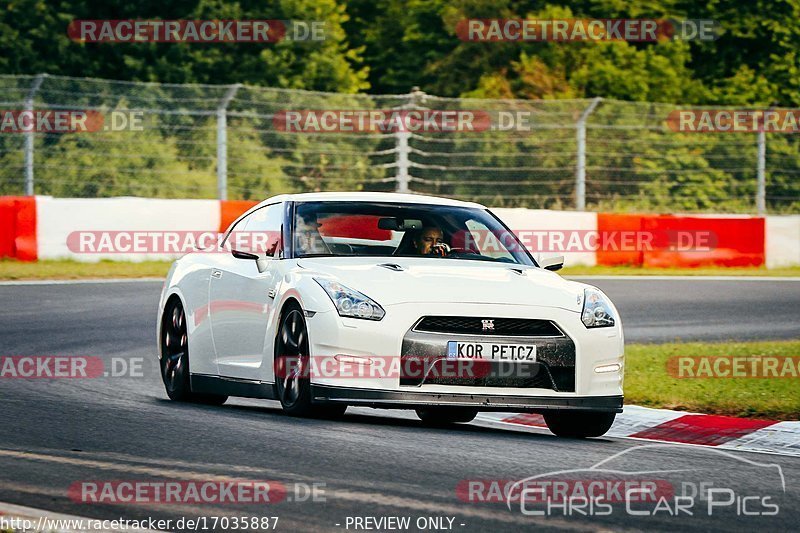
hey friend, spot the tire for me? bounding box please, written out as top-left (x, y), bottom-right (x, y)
top-left (415, 407), bottom-right (478, 426)
top-left (543, 411), bottom-right (616, 438)
top-left (160, 298), bottom-right (227, 405)
top-left (274, 303), bottom-right (346, 418)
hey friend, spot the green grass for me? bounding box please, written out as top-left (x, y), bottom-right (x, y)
top-left (561, 265), bottom-right (800, 277)
top-left (0, 259), bottom-right (172, 280)
top-left (625, 340), bottom-right (800, 420)
top-left (1, 259), bottom-right (798, 280)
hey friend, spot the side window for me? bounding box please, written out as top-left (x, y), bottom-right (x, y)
top-left (244, 204), bottom-right (283, 256)
top-left (224, 212), bottom-right (253, 251)
top-left (465, 219), bottom-right (514, 261)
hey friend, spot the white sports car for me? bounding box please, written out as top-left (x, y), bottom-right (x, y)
top-left (157, 192), bottom-right (624, 437)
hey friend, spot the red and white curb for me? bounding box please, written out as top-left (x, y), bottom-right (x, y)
top-left (0, 501), bottom-right (161, 532)
top-left (477, 405), bottom-right (800, 457)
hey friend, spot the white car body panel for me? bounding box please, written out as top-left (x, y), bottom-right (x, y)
top-left (157, 192), bottom-right (624, 413)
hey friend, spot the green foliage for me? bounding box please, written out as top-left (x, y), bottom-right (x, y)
top-left (0, 0), bottom-right (368, 92)
top-left (0, 1), bottom-right (798, 211)
top-left (3, 1), bottom-right (799, 106)
top-left (35, 128), bottom-right (216, 198)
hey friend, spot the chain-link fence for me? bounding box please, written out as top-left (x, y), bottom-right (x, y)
top-left (0, 74), bottom-right (797, 213)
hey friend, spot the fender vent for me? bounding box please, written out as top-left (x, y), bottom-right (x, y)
top-left (378, 263), bottom-right (404, 271)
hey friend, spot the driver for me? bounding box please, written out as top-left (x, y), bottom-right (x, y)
top-left (413, 226), bottom-right (450, 256)
top-left (295, 213), bottom-right (331, 255)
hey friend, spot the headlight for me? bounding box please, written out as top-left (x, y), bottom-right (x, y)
top-left (581, 288), bottom-right (616, 328)
top-left (314, 278), bottom-right (385, 321)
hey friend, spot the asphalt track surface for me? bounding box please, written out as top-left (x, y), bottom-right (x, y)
top-left (1, 278), bottom-right (798, 532)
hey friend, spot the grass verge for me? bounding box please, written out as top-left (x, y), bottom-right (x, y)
top-left (626, 340), bottom-right (800, 420)
top-left (0, 259), bottom-right (172, 280)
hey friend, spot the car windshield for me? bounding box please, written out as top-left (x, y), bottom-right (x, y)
top-left (292, 201), bottom-right (533, 265)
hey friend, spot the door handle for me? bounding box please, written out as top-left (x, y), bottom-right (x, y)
top-left (211, 270), bottom-right (222, 279)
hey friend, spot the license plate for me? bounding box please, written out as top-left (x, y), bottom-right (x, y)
top-left (447, 341), bottom-right (536, 362)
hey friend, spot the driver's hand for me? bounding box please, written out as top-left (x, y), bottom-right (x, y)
top-left (431, 242), bottom-right (451, 256)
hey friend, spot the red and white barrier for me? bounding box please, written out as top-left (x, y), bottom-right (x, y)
top-left (0, 196), bottom-right (797, 268)
top-left (596, 213), bottom-right (766, 267)
top-left (36, 197), bottom-right (221, 262)
top-left (478, 406), bottom-right (800, 457)
top-left (766, 215), bottom-right (800, 268)
top-left (0, 196), bottom-right (37, 261)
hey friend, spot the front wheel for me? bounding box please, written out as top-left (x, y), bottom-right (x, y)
top-left (274, 304), bottom-right (346, 418)
top-left (543, 411), bottom-right (616, 438)
top-left (415, 407), bottom-right (478, 426)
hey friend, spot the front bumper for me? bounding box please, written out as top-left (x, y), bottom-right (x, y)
top-left (305, 302), bottom-right (624, 398)
top-left (311, 384), bottom-right (623, 413)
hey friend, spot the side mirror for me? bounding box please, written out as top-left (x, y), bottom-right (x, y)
top-left (256, 256), bottom-right (270, 273)
top-left (232, 249), bottom-right (272, 273)
top-left (232, 249), bottom-right (259, 261)
top-left (540, 255), bottom-right (565, 272)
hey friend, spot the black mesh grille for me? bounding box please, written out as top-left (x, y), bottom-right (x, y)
top-left (414, 316), bottom-right (562, 337)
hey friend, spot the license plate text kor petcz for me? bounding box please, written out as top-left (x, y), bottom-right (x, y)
top-left (447, 342), bottom-right (536, 361)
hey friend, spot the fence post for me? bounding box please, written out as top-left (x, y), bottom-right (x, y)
top-left (216, 84), bottom-right (241, 200)
top-left (24, 74), bottom-right (46, 196)
top-left (575, 97), bottom-right (602, 210)
top-left (395, 86), bottom-right (424, 194)
top-left (395, 130), bottom-right (410, 193)
top-left (756, 129), bottom-right (766, 215)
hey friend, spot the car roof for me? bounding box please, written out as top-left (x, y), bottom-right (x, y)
top-left (225, 192), bottom-right (488, 232)
top-left (249, 192), bottom-right (486, 211)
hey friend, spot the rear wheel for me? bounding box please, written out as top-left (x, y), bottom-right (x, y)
top-left (415, 407), bottom-right (478, 426)
top-left (274, 304), bottom-right (346, 418)
top-left (543, 411), bottom-right (616, 438)
top-left (160, 298), bottom-right (227, 405)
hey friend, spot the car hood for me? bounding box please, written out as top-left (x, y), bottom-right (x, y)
top-left (297, 257), bottom-right (585, 311)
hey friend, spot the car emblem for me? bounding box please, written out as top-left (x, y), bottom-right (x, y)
top-left (481, 319), bottom-right (494, 331)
